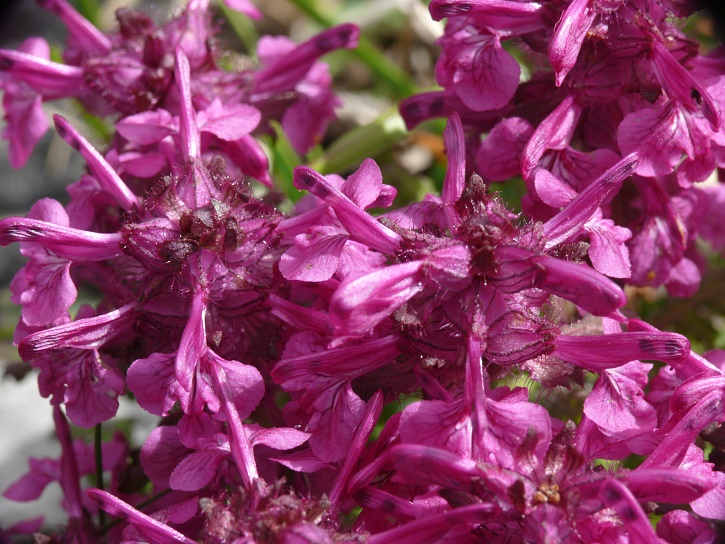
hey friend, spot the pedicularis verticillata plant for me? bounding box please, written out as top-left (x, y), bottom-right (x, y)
top-left (1, 0), bottom-right (725, 542)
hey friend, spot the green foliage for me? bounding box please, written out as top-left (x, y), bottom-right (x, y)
top-left (267, 121), bottom-right (304, 203)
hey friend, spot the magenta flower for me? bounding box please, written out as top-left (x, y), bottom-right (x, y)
top-left (141, 416), bottom-right (309, 492)
top-left (2, 0), bottom-right (725, 541)
top-left (657, 510), bottom-right (716, 543)
top-left (0, 36), bottom-right (80, 167)
top-left (87, 489), bottom-right (198, 544)
top-left (0, 50), bottom-right (286, 431)
top-left (252, 24), bottom-right (359, 154)
top-left (37, 0), bottom-right (111, 59)
top-left (4, 407), bottom-right (127, 541)
top-left (279, 158), bottom-right (397, 282)
top-left (0, 0), bottom-right (357, 177)
top-left (429, 0), bottom-right (544, 112)
top-left (271, 333), bottom-right (399, 463)
top-left (377, 417), bottom-right (713, 542)
top-left (7, 198), bottom-right (79, 327)
top-left (583, 360), bottom-right (658, 441)
top-left (401, 0), bottom-right (725, 297)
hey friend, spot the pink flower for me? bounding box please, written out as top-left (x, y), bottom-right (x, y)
top-left (0, 37), bottom-right (80, 167)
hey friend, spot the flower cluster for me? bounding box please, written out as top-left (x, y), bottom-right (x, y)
top-left (402, 0), bottom-right (725, 296)
top-left (1, 0), bottom-right (725, 543)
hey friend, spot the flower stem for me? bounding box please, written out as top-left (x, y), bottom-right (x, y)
top-left (94, 423), bottom-right (106, 527)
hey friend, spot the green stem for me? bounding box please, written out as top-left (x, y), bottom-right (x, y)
top-left (94, 423), bottom-right (106, 527)
top-left (285, 0), bottom-right (418, 98)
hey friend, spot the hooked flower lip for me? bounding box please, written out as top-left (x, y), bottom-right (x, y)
top-left (529, 255), bottom-right (626, 316)
top-left (0, 217), bottom-right (124, 261)
top-left (548, 0), bottom-right (595, 87)
top-left (17, 303), bottom-right (136, 361)
top-left (554, 331), bottom-right (690, 372)
top-left (0, 49), bottom-right (84, 95)
top-left (87, 489), bottom-right (197, 544)
top-left (253, 24), bottom-right (359, 94)
top-left (429, 0), bottom-right (544, 30)
top-left (36, 0), bottom-right (112, 55)
top-left (650, 41), bottom-right (721, 132)
top-left (541, 153), bottom-right (639, 247)
top-left (292, 166), bottom-right (402, 253)
top-left (53, 115), bottom-right (140, 211)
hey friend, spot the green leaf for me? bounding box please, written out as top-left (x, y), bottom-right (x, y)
top-left (309, 108), bottom-right (408, 175)
top-left (268, 121), bottom-right (303, 202)
top-left (77, 107), bottom-right (115, 144)
top-left (69, 0), bottom-right (102, 28)
top-left (488, 177), bottom-right (527, 213)
top-left (218, 2), bottom-right (259, 58)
